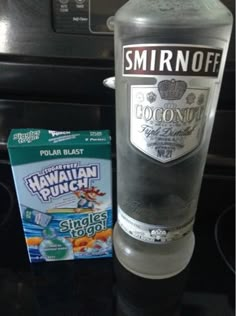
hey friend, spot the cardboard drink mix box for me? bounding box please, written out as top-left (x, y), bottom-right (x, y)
top-left (8, 129), bottom-right (112, 262)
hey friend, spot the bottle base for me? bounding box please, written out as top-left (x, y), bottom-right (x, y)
top-left (115, 256), bottom-right (188, 279)
top-left (113, 223), bottom-right (195, 280)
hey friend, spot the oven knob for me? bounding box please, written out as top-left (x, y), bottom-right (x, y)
top-left (107, 16), bottom-right (115, 31)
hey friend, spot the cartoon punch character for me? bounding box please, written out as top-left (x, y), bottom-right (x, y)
top-left (74, 187), bottom-right (105, 213)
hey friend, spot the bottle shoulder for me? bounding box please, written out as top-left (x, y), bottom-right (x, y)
top-left (115, 0), bottom-right (233, 28)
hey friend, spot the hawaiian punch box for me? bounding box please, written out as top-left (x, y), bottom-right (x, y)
top-left (8, 129), bottom-right (112, 262)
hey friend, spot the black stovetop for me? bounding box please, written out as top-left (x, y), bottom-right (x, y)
top-left (0, 256), bottom-right (234, 316)
top-left (0, 159), bottom-right (235, 316)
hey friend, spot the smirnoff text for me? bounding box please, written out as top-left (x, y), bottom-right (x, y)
top-left (123, 45), bottom-right (223, 77)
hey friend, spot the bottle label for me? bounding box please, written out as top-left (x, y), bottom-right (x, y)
top-left (118, 206), bottom-right (194, 243)
top-left (123, 44), bottom-right (223, 163)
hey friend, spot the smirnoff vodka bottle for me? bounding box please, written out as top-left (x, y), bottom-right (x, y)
top-left (114, 0), bottom-right (233, 278)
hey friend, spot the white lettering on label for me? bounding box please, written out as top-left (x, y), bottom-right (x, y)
top-left (159, 50), bottom-right (173, 71)
top-left (134, 50), bottom-right (147, 71)
top-left (192, 51), bottom-right (204, 72)
top-left (175, 50), bottom-right (190, 72)
top-left (123, 45), bottom-right (223, 77)
top-left (125, 50), bottom-right (133, 70)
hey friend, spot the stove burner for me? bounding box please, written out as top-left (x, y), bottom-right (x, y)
top-left (215, 204), bottom-right (235, 275)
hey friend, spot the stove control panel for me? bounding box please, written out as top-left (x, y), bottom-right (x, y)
top-left (52, 0), bottom-right (127, 34)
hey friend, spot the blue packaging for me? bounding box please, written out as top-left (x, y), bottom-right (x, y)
top-left (8, 129), bottom-right (112, 262)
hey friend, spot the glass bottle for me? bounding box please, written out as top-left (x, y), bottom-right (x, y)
top-left (113, 0), bottom-right (233, 278)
